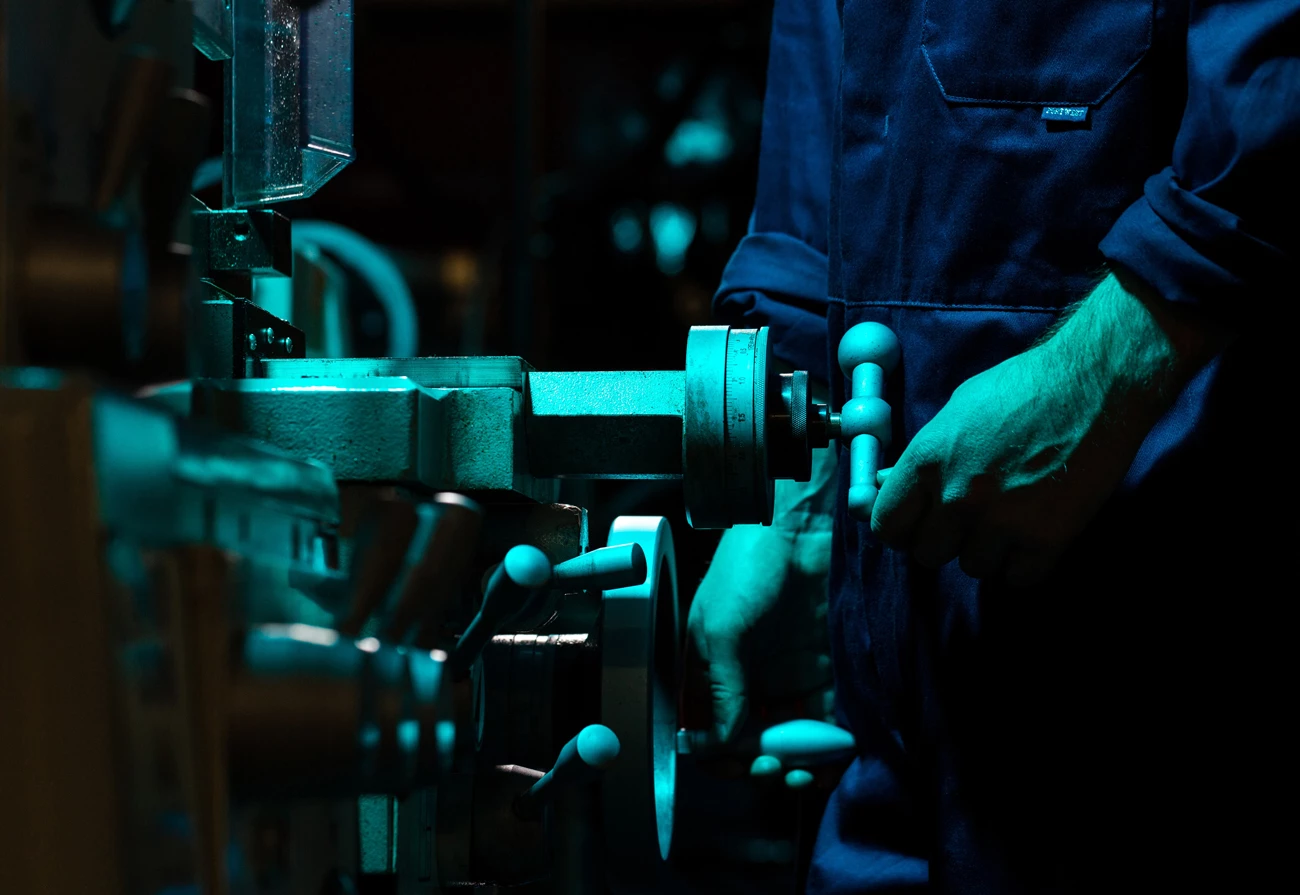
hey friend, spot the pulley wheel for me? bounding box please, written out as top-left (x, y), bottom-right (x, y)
top-left (600, 516), bottom-right (680, 892)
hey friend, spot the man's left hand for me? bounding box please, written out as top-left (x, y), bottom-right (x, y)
top-left (870, 270), bottom-right (1222, 586)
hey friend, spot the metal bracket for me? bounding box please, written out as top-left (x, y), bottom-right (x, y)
top-left (193, 293), bottom-right (305, 379)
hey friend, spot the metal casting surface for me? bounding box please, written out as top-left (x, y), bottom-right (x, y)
top-left (526, 371), bottom-right (685, 478)
top-left (190, 376), bottom-right (559, 502)
top-left (264, 355), bottom-right (534, 389)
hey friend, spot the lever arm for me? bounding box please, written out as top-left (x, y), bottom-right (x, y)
top-left (513, 724), bottom-right (621, 821)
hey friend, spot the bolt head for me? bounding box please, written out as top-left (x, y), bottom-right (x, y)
top-left (280, 336), bottom-right (294, 354)
top-left (246, 332), bottom-right (259, 352)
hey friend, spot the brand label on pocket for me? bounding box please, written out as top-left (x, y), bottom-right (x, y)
top-left (1041, 106), bottom-right (1089, 123)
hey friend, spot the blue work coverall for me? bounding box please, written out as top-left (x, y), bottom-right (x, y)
top-left (715, 1), bottom-right (1296, 890)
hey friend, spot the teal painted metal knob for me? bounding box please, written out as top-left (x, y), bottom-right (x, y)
top-left (502, 543), bottom-right (553, 589)
top-left (758, 719), bottom-right (857, 766)
top-left (836, 323), bottom-right (900, 522)
top-left (838, 396), bottom-right (891, 444)
top-left (449, 544), bottom-right (552, 679)
top-left (514, 724), bottom-right (622, 820)
top-left (837, 321), bottom-right (900, 379)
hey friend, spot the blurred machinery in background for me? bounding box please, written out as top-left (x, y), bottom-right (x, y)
top-left (1, 2), bottom-right (866, 894)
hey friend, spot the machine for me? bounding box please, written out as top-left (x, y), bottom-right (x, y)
top-left (0, 2), bottom-right (896, 893)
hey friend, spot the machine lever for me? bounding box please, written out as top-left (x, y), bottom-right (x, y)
top-left (678, 719), bottom-right (855, 768)
top-left (448, 544), bottom-right (552, 680)
top-left (551, 543), bottom-right (647, 591)
top-left (513, 724), bottom-right (621, 821)
top-left (450, 543), bottom-right (648, 679)
top-left (835, 323), bottom-right (900, 521)
top-left (757, 719), bottom-right (857, 768)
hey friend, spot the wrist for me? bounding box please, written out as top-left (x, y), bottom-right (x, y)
top-left (1039, 271), bottom-right (1220, 422)
top-left (1109, 264), bottom-right (1229, 375)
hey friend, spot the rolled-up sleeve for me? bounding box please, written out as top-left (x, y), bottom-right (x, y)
top-left (1100, 0), bottom-right (1300, 317)
top-left (713, 0), bottom-right (839, 379)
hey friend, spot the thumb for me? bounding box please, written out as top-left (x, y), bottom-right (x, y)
top-left (703, 632), bottom-right (748, 743)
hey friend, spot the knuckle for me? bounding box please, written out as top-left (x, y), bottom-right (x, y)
top-left (698, 614), bottom-right (742, 649)
top-left (709, 679), bottom-right (743, 703)
top-left (904, 438), bottom-right (941, 473)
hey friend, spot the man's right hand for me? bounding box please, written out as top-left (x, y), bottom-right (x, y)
top-left (685, 448), bottom-right (838, 744)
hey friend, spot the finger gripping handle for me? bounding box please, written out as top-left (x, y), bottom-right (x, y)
top-left (836, 323), bottom-right (899, 522)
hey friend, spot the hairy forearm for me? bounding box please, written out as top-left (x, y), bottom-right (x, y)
top-left (1040, 268), bottom-right (1229, 422)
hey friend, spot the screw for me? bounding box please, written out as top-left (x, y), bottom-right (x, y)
top-left (246, 333), bottom-right (259, 353)
top-left (261, 326), bottom-right (276, 344)
top-left (280, 336), bottom-right (294, 354)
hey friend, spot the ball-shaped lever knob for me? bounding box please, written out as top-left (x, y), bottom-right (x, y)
top-left (502, 543), bottom-right (553, 589)
top-left (837, 322), bottom-right (900, 379)
top-left (838, 396), bottom-right (891, 444)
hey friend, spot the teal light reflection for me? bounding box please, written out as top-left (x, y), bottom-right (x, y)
top-left (649, 204), bottom-right (696, 276)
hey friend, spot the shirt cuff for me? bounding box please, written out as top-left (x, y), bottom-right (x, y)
top-left (1099, 167), bottom-right (1285, 319)
top-left (713, 231), bottom-right (830, 379)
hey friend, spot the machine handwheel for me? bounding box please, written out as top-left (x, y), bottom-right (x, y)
top-left (600, 516), bottom-right (680, 892)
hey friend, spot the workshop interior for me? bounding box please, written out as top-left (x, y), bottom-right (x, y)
top-left (0, 2), bottom-right (878, 893)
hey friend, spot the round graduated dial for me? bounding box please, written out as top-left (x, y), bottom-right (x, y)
top-left (722, 327), bottom-right (772, 526)
top-left (683, 326), bottom-right (775, 528)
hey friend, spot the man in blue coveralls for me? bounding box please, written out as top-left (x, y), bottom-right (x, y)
top-left (688, 0), bottom-right (1296, 890)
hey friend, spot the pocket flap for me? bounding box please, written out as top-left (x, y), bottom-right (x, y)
top-left (921, 0), bottom-right (1154, 106)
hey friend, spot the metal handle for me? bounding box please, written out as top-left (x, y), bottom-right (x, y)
top-left (552, 543), bottom-right (647, 592)
top-left (449, 544), bottom-right (552, 679)
top-left (513, 724), bottom-right (621, 821)
top-left (449, 543), bottom-right (648, 679)
top-left (836, 323), bottom-right (900, 521)
top-left (758, 719), bottom-right (856, 768)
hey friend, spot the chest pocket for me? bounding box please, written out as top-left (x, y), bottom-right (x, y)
top-left (921, 0), bottom-right (1154, 106)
